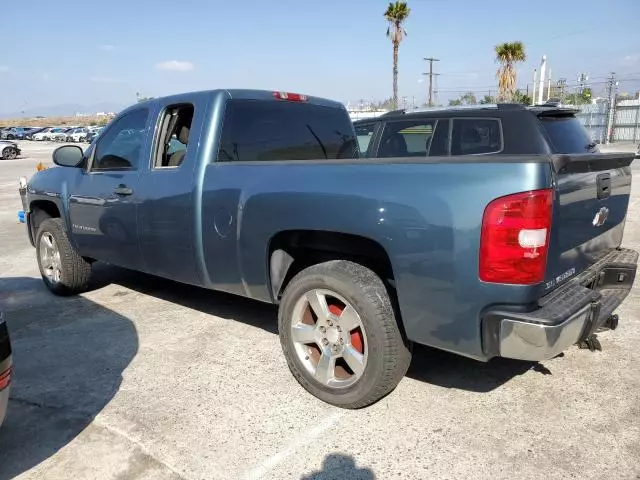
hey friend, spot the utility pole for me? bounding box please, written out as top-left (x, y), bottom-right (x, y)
top-left (605, 72), bottom-right (618, 144)
top-left (577, 73), bottom-right (588, 95)
top-left (557, 78), bottom-right (567, 103)
top-left (423, 57), bottom-right (440, 107)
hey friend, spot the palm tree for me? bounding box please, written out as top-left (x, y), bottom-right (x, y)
top-left (384, 2), bottom-right (411, 109)
top-left (494, 41), bottom-right (526, 102)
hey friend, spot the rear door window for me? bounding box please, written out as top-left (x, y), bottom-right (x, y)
top-left (217, 100), bottom-right (358, 162)
top-left (378, 119), bottom-right (446, 158)
top-left (538, 115), bottom-right (595, 153)
top-left (451, 118), bottom-right (502, 155)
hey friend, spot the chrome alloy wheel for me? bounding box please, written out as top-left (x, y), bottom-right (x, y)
top-left (40, 232), bottom-right (62, 283)
top-left (290, 289), bottom-right (368, 388)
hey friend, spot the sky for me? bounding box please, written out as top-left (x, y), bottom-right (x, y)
top-left (1, 0), bottom-right (639, 114)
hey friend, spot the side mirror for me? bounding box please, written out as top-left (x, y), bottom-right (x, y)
top-left (52, 145), bottom-right (83, 168)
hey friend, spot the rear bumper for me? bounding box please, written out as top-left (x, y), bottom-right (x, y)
top-left (483, 248), bottom-right (638, 361)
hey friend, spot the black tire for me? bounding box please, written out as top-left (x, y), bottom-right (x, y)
top-left (36, 218), bottom-right (92, 295)
top-left (1, 147), bottom-right (16, 160)
top-left (278, 260), bottom-right (412, 409)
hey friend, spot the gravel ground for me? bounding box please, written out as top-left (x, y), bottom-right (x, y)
top-left (0, 141), bottom-right (638, 480)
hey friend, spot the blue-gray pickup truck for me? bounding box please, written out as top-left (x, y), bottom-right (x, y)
top-left (20, 90), bottom-right (638, 408)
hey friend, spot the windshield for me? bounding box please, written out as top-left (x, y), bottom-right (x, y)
top-left (538, 115), bottom-right (596, 154)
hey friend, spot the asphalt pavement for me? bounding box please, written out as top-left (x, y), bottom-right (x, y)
top-left (0, 141), bottom-right (638, 480)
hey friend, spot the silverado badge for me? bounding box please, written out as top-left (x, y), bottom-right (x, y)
top-left (592, 206), bottom-right (610, 227)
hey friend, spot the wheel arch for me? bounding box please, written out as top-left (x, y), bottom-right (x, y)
top-left (268, 230), bottom-right (396, 303)
top-left (28, 200), bottom-right (62, 247)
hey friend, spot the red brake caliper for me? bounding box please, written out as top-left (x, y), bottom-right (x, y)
top-left (328, 304), bottom-right (363, 354)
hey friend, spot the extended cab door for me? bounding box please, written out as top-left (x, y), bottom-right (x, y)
top-left (67, 107), bottom-right (150, 269)
top-left (136, 96), bottom-right (205, 285)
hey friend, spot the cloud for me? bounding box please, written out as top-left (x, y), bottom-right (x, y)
top-left (621, 54), bottom-right (640, 65)
top-left (90, 76), bottom-right (119, 83)
top-left (0, 65), bottom-right (9, 73)
top-left (155, 60), bottom-right (194, 72)
top-left (99, 45), bottom-right (115, 52)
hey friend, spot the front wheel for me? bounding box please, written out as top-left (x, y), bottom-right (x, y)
top-left (278, 260), bottom-right (412, 409)
top-left (36, 218), bottom-right (92, 295)
top-left (1, 147), bottom-right (17, 160)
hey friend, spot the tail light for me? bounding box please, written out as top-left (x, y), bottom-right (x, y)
top-left (273, 91), bottom-right (308, 102)
top-left (479, 189), bottom-right (553, 285)
top-left (0, 367), bottom-right (11, 391)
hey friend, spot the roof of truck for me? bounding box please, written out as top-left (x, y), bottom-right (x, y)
top-left (132, 89), bottom-right (345, 111)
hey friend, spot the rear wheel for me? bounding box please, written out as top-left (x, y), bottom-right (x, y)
top-left (278, 260), bottom-right (411, 409)
top-left (36, 218), bottom-right (92, 295)
top-left (1, 147), bottom-right (17, 160)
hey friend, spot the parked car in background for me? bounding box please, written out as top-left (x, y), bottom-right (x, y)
top-left (51, 128), bottom-right (75, 142)
top-left (33, 127), bottom-right (61, 141)
top-left (24, 127), bottom-right (50, 140)
top-left (1, 127), bottom-right (31, 140)
top-left (85, 127), bottom-right (104, 144)
top-left (0, 311), bottom-right (11, 428)
top-left (68, 127), bottom-right (90, 142)
top-left (0, 140), bottom-right (20, 159)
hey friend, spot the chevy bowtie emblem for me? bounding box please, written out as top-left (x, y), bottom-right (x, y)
top-left (592, 206), bottom-right (610, 227)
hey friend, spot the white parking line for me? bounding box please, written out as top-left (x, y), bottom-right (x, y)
top-left (243, 410), bottom-right (345, 480)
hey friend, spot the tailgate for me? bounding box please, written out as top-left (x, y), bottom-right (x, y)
top-left (537, 113), bottom-right (635, 292)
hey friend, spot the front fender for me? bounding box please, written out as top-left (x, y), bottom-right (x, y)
top-left (25, 167), bottom-right (78, 246)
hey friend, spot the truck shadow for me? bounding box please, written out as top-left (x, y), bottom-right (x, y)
top-left (0, 276), bottom-right (138, 479)
top-left (406, 344), bottom-right (541, 392)
top-left (91, 264), bottom-right (538, 393)
top-left (90, 262), bottom-right (279, 335)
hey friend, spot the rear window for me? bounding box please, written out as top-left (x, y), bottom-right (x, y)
top-left (217, 99), bottom-right (358, 162)
top-left (538, 115), bottom-right (594, 154)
